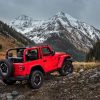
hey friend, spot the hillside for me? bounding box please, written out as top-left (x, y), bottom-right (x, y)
top-left (0, 21), bottom-right (35, 58)
top-left (0, 21), bottom-right (35, 50)
top-left (10, 12), bottom-right (100, 61)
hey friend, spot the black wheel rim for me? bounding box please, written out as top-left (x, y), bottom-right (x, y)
top-left (32, 73), bottom-right (42, 86)
top-left (0, 63), bottom-right (8, 76)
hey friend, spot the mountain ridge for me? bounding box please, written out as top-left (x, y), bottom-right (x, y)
top-left (9, 12), bottom-right (100, 60)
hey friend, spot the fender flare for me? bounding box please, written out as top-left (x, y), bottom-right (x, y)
top-left (57, 55), bottom-right (72, 69)
top-left (29, 65), bottom-right (45, 75)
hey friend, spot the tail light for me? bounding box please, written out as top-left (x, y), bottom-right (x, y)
top-left (19, 66), bottom-right (25, 71)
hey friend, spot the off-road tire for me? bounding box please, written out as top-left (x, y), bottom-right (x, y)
top-left (28, 70), bottom-right (44, 89)
top-left (58, 60), bottom-right (73, 76)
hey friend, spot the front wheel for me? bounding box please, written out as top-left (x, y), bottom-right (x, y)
top-left (58, 61), bottom-right (73, 76)
top-left (28, 70), bottom-right (44, 89)
top-left (3, 79), bottom-right (16, 85)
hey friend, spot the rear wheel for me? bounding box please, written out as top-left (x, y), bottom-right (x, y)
top-left (3, 79), bottom-right (16, 85)
top-left (28, 70), bottom-right (44, 89)
top-left (58, 60), bottom-right (73, 76)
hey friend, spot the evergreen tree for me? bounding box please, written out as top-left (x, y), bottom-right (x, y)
top-left (86, 41), bottom-right (100, 61)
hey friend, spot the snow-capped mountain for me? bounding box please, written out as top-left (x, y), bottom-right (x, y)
top-left (10, 12), bottom-right (100, 60)
top-left (10, 15), bottom-right (34, 34)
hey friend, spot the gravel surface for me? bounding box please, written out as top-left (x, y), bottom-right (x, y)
top-left (0, 66), bottom-right (100, 100)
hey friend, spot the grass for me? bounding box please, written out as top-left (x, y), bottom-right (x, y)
top-left (73, 62), bottom-right (100, 72)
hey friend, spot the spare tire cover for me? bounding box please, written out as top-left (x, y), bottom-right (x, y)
top-left (0, 59), bottom-right (13, 78)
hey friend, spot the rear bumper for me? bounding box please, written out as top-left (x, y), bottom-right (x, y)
top-left (0, 75), bottom-right (29, 81)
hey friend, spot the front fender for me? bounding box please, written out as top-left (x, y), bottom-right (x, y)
top-left (57, 55), bottom-right (72, 69)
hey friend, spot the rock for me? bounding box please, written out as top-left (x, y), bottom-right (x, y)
top-left (94, 95), bottom-right (100, 100)
top-left (67, 73), bottom-right (74, 79)
top-left (96, 67), bottom-right (100, 71)
top-left (0, 93), bottom-right (2, 97)
top-left (79, 69), bottom-right (84, 73)
top-left (84, 69), bottom-right (96, 77)
top-left (0, 80), bottom-right (5, 85)
top-left (7, 96), bottom-right (13, 100)
top-left (64, 89), bottom-right (67, 92)
top-left (89, 73), bottom-right (100, 83)
top-left (83, 87), bottom-right (87, 91)
top-left (7, 93), bottom-right (13, 100)
top-left (12, 91), bottom-right (19, 97)
top-left (62, 81), bottom-right (66, 84)
top-left (90, 73), bottom-right (98, 78)
top-left (88, 85), bottom-right (97, 91)
top-left (78, 80), bottom-right (84, 84)
top-left (68, 95), bottom-right (76, 100)
top-left (73, 72), bottom-right (80, 77)
top-left (0, 93), bottom-right (7, 100)
top-left (14, 95), bottom-right (25, 100)
top-left (96, 71), bottom-right (100, 75)
top-left (0, 93), bottom-right (2, 99)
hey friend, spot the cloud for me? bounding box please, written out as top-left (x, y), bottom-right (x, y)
top-left (0, 0), bottom-right (100, 28)
top-left (79, 0), bottom-right (100, 28)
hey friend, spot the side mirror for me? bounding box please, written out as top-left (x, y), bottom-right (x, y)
top-left (51, 50), bottom-right (55, 56)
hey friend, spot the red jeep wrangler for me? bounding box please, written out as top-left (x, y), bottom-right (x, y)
top-left (0, 45), bottom-right (73, 89)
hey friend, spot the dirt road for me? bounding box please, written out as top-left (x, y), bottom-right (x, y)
top-left (0, 65), bottom-right (100, 100)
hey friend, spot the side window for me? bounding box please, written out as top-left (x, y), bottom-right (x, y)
top-left (26, 49), bottom-right (38, 61)
top-left (42, 47), bottom-right (51, 56)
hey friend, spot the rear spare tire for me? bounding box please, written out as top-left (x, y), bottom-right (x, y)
top-left (0, 59), bottom-right (13, 78)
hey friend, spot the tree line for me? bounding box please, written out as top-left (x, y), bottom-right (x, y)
top-left (86, 41), bottom-right (100, 61)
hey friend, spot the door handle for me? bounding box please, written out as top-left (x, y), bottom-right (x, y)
top-left (43, 60), bottom-right (47, 62)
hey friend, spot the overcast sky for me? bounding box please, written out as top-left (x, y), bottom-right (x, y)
top-left (0, 0), bottom-right (100, 28)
